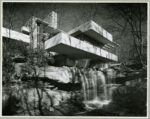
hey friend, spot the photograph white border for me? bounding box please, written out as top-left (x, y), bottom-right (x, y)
top-left (0, 0), bottom-right (149, 119)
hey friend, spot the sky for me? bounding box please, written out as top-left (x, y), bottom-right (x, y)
top-left (3, 3), bottom-right (111, 32)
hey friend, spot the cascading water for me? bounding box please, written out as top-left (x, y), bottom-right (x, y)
top-left (78, 68), bottom-right (111, 110)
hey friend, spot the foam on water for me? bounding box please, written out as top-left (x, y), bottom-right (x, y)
top-left (78, 68), bottom-right (111, 110)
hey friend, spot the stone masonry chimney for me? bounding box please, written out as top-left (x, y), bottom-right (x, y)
top-left (44, 11), bottom-right (58, 29)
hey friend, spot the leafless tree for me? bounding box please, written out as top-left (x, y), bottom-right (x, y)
top-left (71, 3), bottom-right (99, 28)
top-left (107, 3), bottom-right (147, 65)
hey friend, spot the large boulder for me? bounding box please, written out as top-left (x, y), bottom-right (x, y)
top-left (2, 85), bottom-right (71, 116)
top-left (38, 66), bottom-right (73, 83)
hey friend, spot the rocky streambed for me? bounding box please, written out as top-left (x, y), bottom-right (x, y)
top-left (2, 64), bottom-right (147, 116)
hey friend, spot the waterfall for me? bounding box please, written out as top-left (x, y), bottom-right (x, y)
top-left (78, 68), bottom-right (111, 109)
top-left (78, 69), bottom-right (87, 101)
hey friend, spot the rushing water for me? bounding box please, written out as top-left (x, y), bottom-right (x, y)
top-left (77, 68), bottom-right (111, 110)
top-left (33, 66), bottom-right (114, 110)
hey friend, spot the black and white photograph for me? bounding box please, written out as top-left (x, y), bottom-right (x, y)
top-left (1, 1), bottom-right (148, 117)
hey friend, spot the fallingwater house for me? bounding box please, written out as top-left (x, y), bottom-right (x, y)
top-left (3, 11), bottom-right (118, 66)
top-left (2, 10), bottom-right (147, 116)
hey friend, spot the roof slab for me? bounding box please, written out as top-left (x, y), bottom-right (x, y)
top-left (2, 27), bottom-right (30, 43)
top-left (68, 21), bottom-right (119, 47)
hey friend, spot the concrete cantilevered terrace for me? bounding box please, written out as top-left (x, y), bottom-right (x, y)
top-left (2, 27), bottom-right (118, 62)
top-left (45, 32), bottom-right (118, 62)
